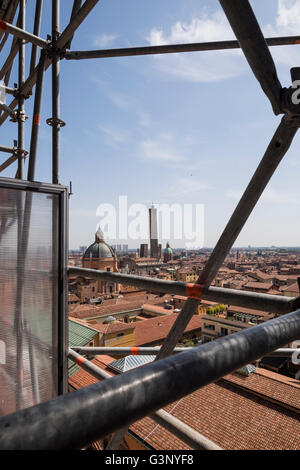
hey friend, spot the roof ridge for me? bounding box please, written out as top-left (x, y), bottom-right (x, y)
top-left (255, 368), bottom-right (300, 389)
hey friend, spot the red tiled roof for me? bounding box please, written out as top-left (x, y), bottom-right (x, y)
top-left (243, 281), bottom-right (273, 290)
top-left (134, 313), bottom-right (202, 346)
top-left (68, 358), bottom-right (300, 450)
top-left (223, 367), bottom-right (300, 412)
top-left (141, 304), bottom-right (172, 315)
top-left (68, 293), bottom-right (80, 302)
top-left (227, 305), bottom-right (272, 317)
top-left (130, 370), bottom-right (300, 450)
top-left (281, 282), bottom-right (299, 293)
top-left (70, 294), bottom-right (172, 319)
top-left (68, 355), bottom-right (114, 390)
top-left (86, 320), bottom-right (135, 334)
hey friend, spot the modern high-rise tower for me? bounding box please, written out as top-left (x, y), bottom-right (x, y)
top-left (149, 204), bottom-right (159, 259)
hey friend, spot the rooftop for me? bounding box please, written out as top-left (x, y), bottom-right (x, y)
top-left (134, 313), bottom-right (202, 346)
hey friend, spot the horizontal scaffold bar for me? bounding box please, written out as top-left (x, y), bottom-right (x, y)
top-left (0, 144), bottom-right (15, 154)
top-left (71, 346), bottom-right (298, 358)
top-left (0, 308), bottom-right (299, 449)
top-left (0, 0), bottom-right (100, 127)
top-left (64, 35), bottom-right (300, 60)
top-left (68, 349), bottom-right (222, 450)
top-left (67, 266), bottom-right (300, 315)
top-left (71, 346), bottom-right (194, 355)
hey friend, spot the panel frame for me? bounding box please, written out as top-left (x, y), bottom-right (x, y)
top-left (0, 176), bottom-right (69, 397)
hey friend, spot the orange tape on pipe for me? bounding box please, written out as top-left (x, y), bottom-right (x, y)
top-left (185, 283), bottom-right (203, 300)
top-left (76, 355), bottom-right (85, 366)
top-left (130, 347), bottom-right (139, 355)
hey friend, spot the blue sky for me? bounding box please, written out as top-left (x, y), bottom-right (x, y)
top-left (2, 0), bottom-right (300, 249)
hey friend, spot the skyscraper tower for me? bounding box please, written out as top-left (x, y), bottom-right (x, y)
top-left (149, 204), bottom-right (159, 259)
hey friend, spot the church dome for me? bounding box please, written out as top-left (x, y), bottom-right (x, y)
top-left (164, 242), bottom-right (172, 254)
top-left (83, 228), bottom-right (116, 259)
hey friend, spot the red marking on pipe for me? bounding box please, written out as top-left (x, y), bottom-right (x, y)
top-left (185, 283), bottom-right (203, 300)
top-left (0, 20), bottom-right (6, 31)
top-left (295, 40), bottom-right (300, 44)
top-left (34, 114), bottom-right (41, 125)
top-left (76, 355), bottom-right (85, 366)
top-left (130, 347), bottom-right (139, 355)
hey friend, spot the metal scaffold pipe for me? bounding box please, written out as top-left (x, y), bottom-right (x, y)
top-left (71, 346), bottom-right (194, 355)
top-left (70, 346), bottom-right (298, 358)
top-left (67, 266), bottom-right (300, 315)
top-left (68, 349), bottom-right (222, 450)
top-left (0, 309), bottom-right (299, 449)
top-left (28, 51), bottom-right (45, 181)
top-left (0, 144), bottom-right (15, 154)
top-left (0, 0), bottom-right (101, 127)
top-left (17, 0), bottom-right (26, 180)
top-left (64, 35), bottom-right (300, 60)
top-left (156, 117), bottom-right (299, 361)
top-left (0, 17), bottom-right (48, 49)
top-left (29, 0), bottom-right (44, 75)
top-left (51, 0), bottom-right (60, 185)
top-left (219, 0), bottom-right (283, 115)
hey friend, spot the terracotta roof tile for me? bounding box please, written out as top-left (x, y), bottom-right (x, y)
top-left (134, 313), bottom-right (202, 346)
top-left (68, 358), bottom-right (300, 450)
top-left (130, 373), bottom-right (300, 450)
top-left (87, 320), bottom-right (135, 334)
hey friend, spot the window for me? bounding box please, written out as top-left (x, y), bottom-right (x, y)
top-left (116, 333), bottom-right (124, 338)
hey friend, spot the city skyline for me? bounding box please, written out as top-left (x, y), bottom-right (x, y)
top-left (3, 1), bottom-right (300, 249)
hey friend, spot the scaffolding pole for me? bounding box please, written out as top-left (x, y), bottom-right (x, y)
top-left (17, 0), bottom-right (25, 180)
top-left (0, 144), bottom-right (15, 154)
top-left (71, 346), bottom-right (194, 355)
top-left (71, 346), bottom-right (298, 358)
top-left (1, 308), bottom-right (299, 449)
top-left (0, 17), bottom-right (48, 48)
top-left (51, 0), bottom-right (60, 185)
top-left (0, 153), bottom-right (18, 173)
top-left (65, 35), bottom-right (300, 60)
top-left (27, 50), bottom-right (45, 181)
top-left (29, 0), bottom-right (44, 75)
top-left (68, 349), bottom-right (222, 450)
top-left (68, 266), bottom-right (300, 315)
top-left (156, 117), bottom-right (299, 361)
top-left (0, 0), bottom-right (100, 127)
top-left (220, 0), bottom-right (283, 115)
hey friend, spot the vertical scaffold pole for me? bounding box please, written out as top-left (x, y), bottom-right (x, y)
top-left (52, 0), bottom-right (60, 185)
top-left (27, 51), bottom-right (45, 181)
top-left (29, 0), bottom-right (43, 75)
top-left (17, 0), bottom-right (25, 179)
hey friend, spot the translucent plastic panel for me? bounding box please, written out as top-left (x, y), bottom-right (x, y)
top-left (0, 187), bottom-right (59, 416)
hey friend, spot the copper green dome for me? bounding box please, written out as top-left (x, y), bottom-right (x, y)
top-left (164, 242), bottom-right (172, 254)
top-left (83, 228), bottom-right (115, 259)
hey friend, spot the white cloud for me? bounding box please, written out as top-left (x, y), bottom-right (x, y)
top-left (98, 123), bottom-right (129, 147)
top-left (69, 209), bottom-right (96, 217)
top-left (147, 12), bottom-right (234, 45)
top-left (94, 33), bottom-right (118, 48)
top-left (145, 1), bottom-right (300, 82)
top-left (140, 135), bottom-right (185, 162)
top-left (269, 0), bottom-right (300, 34)
top-left (92, 77), bottom-right (131, 110)
top-left (262, 0), bottom-right (300, 68)
top-left (146, 10), bottom-right (245, 83)
top-left (174, 177), bottom-right (211, 194)
top-left (227, 187), bottom-right (300, 204)
top-left (138, 110), bottom-right (152, 128)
